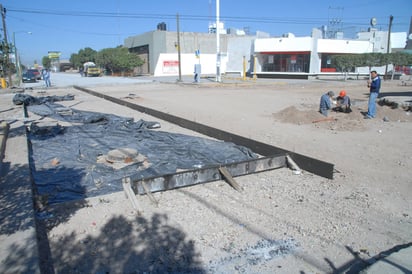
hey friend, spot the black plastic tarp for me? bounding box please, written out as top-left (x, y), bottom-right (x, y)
top-left (17, 94), bottom-right (258, 204)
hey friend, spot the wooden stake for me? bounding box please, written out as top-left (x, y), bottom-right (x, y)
top-left (286, 154), bottom-right (302, 175)
top-left (141, 181), bottom-right (159, 207)
top-left (122, 177), bottom-right (140, 211)
top-left (219, 166), bottom-right (242, 191)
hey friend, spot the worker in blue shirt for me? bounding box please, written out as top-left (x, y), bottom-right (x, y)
top-left (319, 91), bottom-right (335, 116)
top-left (365, 70), bottom-right (381, 119)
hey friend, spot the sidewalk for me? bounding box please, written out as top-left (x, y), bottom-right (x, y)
top-left (0, 90), bottom-right (41, 273)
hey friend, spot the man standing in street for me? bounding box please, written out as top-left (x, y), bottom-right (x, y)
top-left (194, 63), bottom-right (201, 83)
top-left (365, 70), bottom-right (381, 119)
top-left (42, 69), bottom-right (51, 88)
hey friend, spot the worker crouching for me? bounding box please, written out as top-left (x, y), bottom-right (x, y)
top-left (333, 90), bottom-right (352, 113)
top-left (319, 91), bottom-right (335, 116)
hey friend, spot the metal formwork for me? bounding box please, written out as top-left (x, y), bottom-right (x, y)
top-left (74, 86), bottom-right (334, 196)
top-left (131, 154), bottom-right (286, 194)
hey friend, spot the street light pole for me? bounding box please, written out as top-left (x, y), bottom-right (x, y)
top-left (216, 0), bottom-right (221, 82)
top-left (0, 5), bottom-right (12, 87)
top-left (13, 31), bottom-right (32, 87)
top-left (384, 15), bottom-right (394, 80)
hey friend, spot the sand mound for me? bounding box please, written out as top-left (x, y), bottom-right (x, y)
top-left (273, 105), bottom-right (411, 131)
top-left (273, 106), bottom-right (327, 124)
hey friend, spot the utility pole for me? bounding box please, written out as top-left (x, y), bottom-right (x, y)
top-left (12, 32), bottom-right (19, 86)
top-left (176, 13), bottom-right (182, 82)
top-left (384, 15), bottom-right (394, 80)
top-left (216, 0), bottom-right (221, 82)
top-left (13, 31), bottom-right (31, 87)
top-left (0, 4), bottom-right (11, 87)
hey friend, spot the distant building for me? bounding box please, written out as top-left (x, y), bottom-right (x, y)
top-left (124, 29), bottom-right (255, 76)
top-left (124, 24), bottom-right (407, 79)
top-left (59, 59), bottom-right (73, 72)
top-left (255, 28), bottom-right (407, 78)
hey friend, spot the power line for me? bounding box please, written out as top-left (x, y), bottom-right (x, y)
top-left (5, 7), bottom-right (335, 25)
top-left (6, 7), bottom-right (410, 39)
top-left (8, 7), bottom-right (410, 30)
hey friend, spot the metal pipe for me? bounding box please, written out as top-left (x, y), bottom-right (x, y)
top-left (253, 55), bottom-right (257, 80)
top-left (243, 56), bottom-right (246, 80)
top-left (176, 13), bottom-right (182, 82)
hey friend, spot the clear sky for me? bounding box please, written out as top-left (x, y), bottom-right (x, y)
top-left (2, 0), bottom-right (411, 66)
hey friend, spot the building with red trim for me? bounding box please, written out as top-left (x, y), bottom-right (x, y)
top-left (253, 28), bottom-right (407, 79)
top-left (125, 25), bottom-right (407, 79)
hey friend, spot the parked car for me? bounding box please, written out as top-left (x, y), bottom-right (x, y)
top-left (27, 69), bottom-right (41, 80)
top-left (22, 71), bottom-right (37, 83)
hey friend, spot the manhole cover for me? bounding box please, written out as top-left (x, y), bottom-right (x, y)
top-left (97, 148), bottom-right (146, 169)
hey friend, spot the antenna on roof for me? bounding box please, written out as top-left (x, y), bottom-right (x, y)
top-left (208, 0), bottom-right (212, 29)
top-left (209, 1), bottom-right (211, 14)
top-left (327, 6), bottom-right (344, 39)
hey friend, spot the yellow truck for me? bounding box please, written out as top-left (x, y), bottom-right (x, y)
top-left (83, 62), bottom-right (101, 77)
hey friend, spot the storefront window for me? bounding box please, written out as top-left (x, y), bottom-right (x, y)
top-left (262, 53), bottom-right (309, 73)
top-left (320, 54), bottom-right (355, 73)
top-left (321, 54), bottom-right (337, 72)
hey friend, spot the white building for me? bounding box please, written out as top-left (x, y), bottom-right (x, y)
top-left (124, 28), bottom-right (253, 77)
top-left (254, 28), bottom-right (407, 78)
top-left (124, 26), bottom-right (407, 79)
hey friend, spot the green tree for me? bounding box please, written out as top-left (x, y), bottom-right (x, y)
top-left (96, 46), bottom-right (144, 75)
top-left (70, 47), bottom-right (97, 69)
top-left (0, 41), bottom-right (13, 81)
top-left (0, 41), bottom-right (5, 77)
top-left (387, 52), bottom-right (412, 80)
top-left (42, 56), bottom-right (51, 69)
top-left (69, 53), bottom-right (81, 69)
top-left (359, 53), bottom-right (386, 78)
top-left (332, 54), bottom-right (358, 80)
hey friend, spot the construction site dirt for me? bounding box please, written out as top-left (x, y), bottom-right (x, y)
top-left (1, 75), bottom-right (411, 273)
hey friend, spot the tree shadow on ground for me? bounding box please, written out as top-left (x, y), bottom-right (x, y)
top-left (46, 213), bottom-right (205, 273)
top-left (0, 122), bottom-right (90, 273)
top-left (0, 162), bottom-right (36, 235)
top-left (0, 157), bottom-right (87, 273)
top-left (0, 162), bottom-right (40, 274)
top-left (324, 243), bottom-right (412, 274)
top-left (0, 122), bottom-right (36, 236)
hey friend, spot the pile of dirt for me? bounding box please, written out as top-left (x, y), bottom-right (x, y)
top-left (272, 106), bottom-right (364, 131)
top-left (272, 106), bottom-right (323, 125)
top-left (273, 105), bottom-right (411, 131)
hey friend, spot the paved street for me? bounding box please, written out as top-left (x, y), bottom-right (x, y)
top-left (21, 72), bottom-right (154, 89)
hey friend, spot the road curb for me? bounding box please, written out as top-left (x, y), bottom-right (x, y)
top-left (0, 121), bottom-right (9, 168)
top-left (0, 119), bottom-right (42, 273)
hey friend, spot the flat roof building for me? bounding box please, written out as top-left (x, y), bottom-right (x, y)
top-left (124, 26), bottom-right (407, 79)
